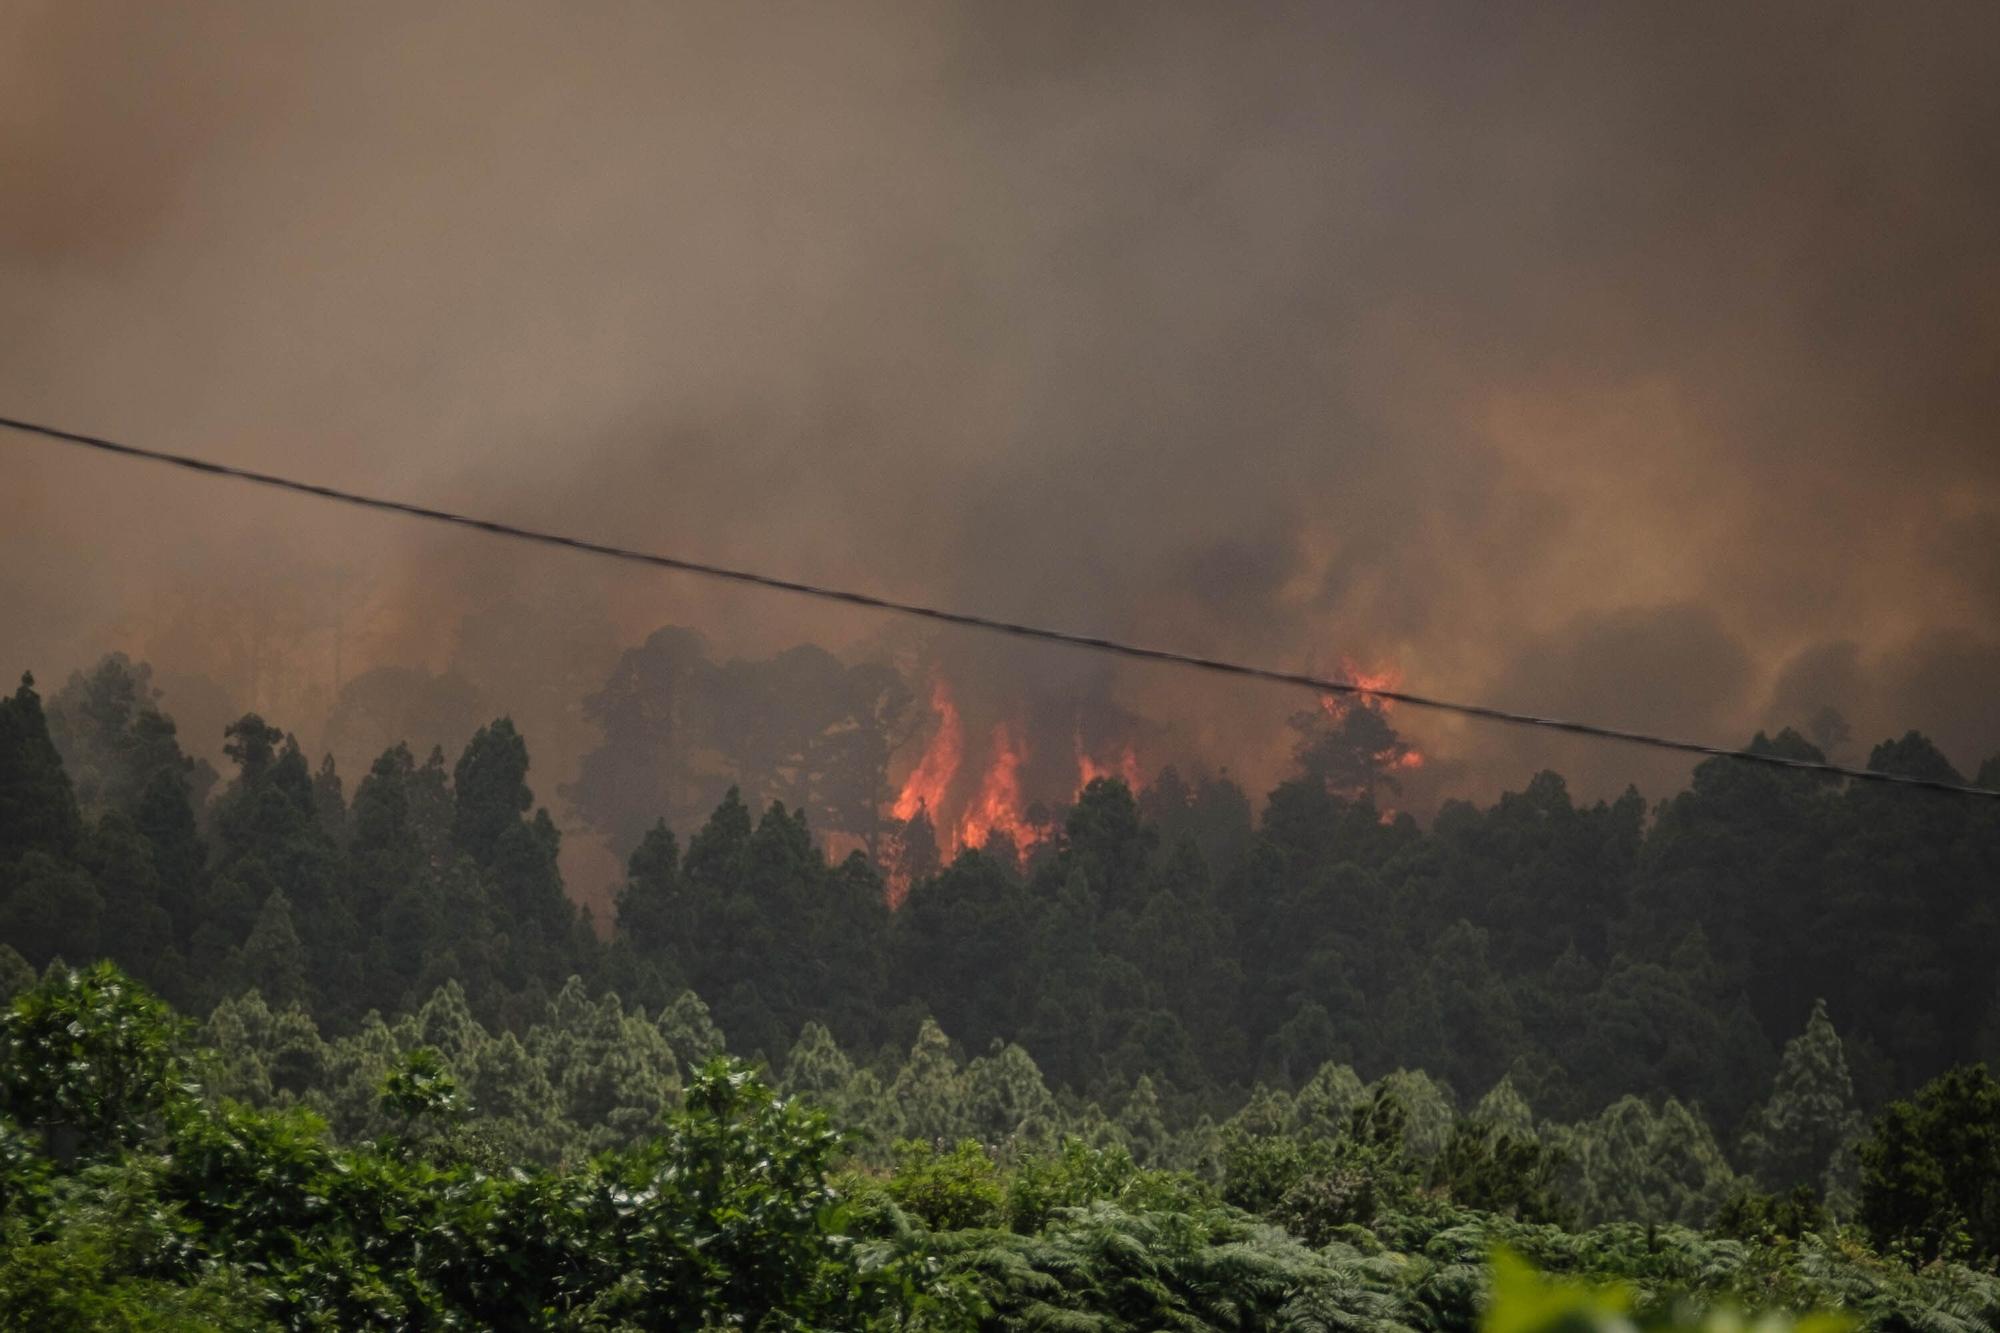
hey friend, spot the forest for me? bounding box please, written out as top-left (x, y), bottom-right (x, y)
top-left (2, 648), bottom-right (1999, 1327)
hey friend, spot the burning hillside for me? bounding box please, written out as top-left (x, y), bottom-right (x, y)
top-left (888, 675), bottom-right (1143, 866)
top-left (879, 658), bottom-right (1424, 903)
top-left (549, 622), bottom-right (1431, 909)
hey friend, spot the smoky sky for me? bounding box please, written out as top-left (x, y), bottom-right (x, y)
top-left (5, 1), bottom-right (1998, 822)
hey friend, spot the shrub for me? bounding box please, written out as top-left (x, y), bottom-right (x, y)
top-left (886, 1138), bottom-right (1005, 1231)
top-left (0, 963), bottom-right (191, 1162)
top-left (1859, 1064), bottom-right (2000, 1265)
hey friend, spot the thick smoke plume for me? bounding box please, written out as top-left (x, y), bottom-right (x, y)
top-left (7, 3), bottom-right (1998, 870)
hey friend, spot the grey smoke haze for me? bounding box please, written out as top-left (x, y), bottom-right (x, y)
top-left (5, 1), bottom-right (1998, 829)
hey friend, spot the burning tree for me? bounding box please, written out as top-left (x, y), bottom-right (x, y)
top-left (883, 672), bottom-right (1151, 895)
top-left (1290, 689), bottom-right (1422, 804)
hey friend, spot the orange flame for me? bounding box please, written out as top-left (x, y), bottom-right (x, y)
top-left (957, 722), bottom-right (1039, 853)
top-left (892, 676), bottom-right (962, 824)
top-left (1318, 658), bottom-right (1405, 719)
top-left (1074, 725), bottom-right (1140, 795)
top-left (1315, 658), bottom-right (1427, 780)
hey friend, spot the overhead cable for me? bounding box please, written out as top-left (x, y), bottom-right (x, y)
top-left (6, 411), bottom-right (1996, 800)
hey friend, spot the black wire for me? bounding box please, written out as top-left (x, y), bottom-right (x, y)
top-left (7, 411), bottom-right (1996, 800)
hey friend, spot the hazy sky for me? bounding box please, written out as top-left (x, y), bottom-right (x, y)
top-left (5, 1), bottom-right (1997, 816)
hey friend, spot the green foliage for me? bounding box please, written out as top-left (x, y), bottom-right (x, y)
top-left (1483, 1246), bottom-right (1862, 1333)
top-left (0, 945), bottom-right (34, 1002)
top-left (374, 1047), bottom-right (465, 1157)
top-left (0, 966), bottom-right (961, 1328)
top-left (0, 673), bottom-right (82, 869)
top-left (1742, 1002), bottom-right (1865, 1210)
top-left (886, 1138), bottom-right (1006, 1231)
top-left (574, 1056), bottom-right (894, 1328)
top-left (0, 963), bottom-right (190, 1160)
top-left (3, 965), bottom-right (1999, 1331)
top-left (1859, 1064), bottom-right (2000, 1266)
top-left (44, 654), bottom-right (213, 820)
top-left (1220, 1086), bottom-right (1426, 1245)
top-left (1714, 1186), bottom-right (1827, 1245)
top-left (1483, 1248), bottom-right (1640, 1333)
top-left (882, 1016), bottom-right (971, 1144)
top-left (527, 977), bottom-right (680, 1155)
top-left (10, 649), bottom-right (2000, 1325)
top-left (0, 1157), bottom-right (272, 1331)
top-left (1548, 1096), bottom-right (1743, 1229)
top-left (1003, 1137), bottom-right (1210, 1235)
top-left (0, 852), bottom-right (102, 972)
top-left (12, 647), bottom-right (2000, 1188)
top-left (1432, 1120), bottom-right (1573, 1226)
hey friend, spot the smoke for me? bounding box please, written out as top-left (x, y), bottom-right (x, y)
top-left (5, 1), bottom-right (1997, 830)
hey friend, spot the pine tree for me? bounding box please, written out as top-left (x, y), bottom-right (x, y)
top-left (0, 851), bottom-right (102, 967)
top-left (658, 989), bottom-right (727, 1075)
top-left (201, 990), bottom-right (277, 1106)
top-left (465, 1029), bottom-right (565, 1161)
top-left (1261, 1000), bottom-right (1344, 1088)
top-left (0, 943), bottom-right (34, 1000)
top-left (264, 1004), bottom-right (329, 1101)
top-left (780, 1022), bottom-right (856, 1110)
top-left (528, 978), bottom-right (680, 1151)
top-left (1118, 1075), bottom-right (1170, 1166)
top-left (485, 807), bottom-right (571, 977)
top-left (1741, 999), bottom-right (1865, 1204)
top-left (0, 673), bottom-right (83, 866)
top-left (963, 1041), bottom-right (1060, 1155)
top-left (615, 820), bottom-right (683, 955)
top-left (132, 767), bottom-right (205, 946)
top-left (311, 754), bottom-right (346, 842)
top-left (406, 980), bottom-right (489, 1067)
top-left (887, 807), bottom-right (941, 890)
top-left (237, 890), bottom-right (310, 1011)
top-left (316, 1011), bottom-right (404, 1141)
top-left (44, 654), bottom-right (209, 816)
top-left (1289, 1061), bottom-right (1367, 1140)
top-left (82, 811), bottom-right (177, 972)
top-left (450, 719), bottom-right (534, 868)
top-left (1472, 1074), bottom-right (1537, 1139)
top-left (1371, 1069), bottom-right (1457, 1163)
top-left (1552, 1095), bottom-right (1741, 1227)
top-left (1019, 869), bottom-right (1102, 1089)
top-left (890, 1017), bottom-right (969, 1145)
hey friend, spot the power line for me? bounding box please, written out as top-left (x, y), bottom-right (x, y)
top-left (7, 410), bottom-right (1997, 801)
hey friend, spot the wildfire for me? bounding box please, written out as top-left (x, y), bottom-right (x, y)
top-left (883, 655), bottom-right (1429, 904)
top-left (890, 675), bottom-right (1156, 896)
top-left (1314, 657), bottom-right (1428, 786)
top-left (955, 723), bottom-right (1038, 853)
top-left (1318, 659), bottom-right (1406, 719)
top-left (1073, 725), bottom-right (1140, 795)
top-left (891, 676), bottom-right (962, 823)
top-left (885, 681), bottom-right (1049, 897)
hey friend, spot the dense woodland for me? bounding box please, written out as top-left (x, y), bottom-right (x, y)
top-left (3, 649), bottom-right (2000, 1325)
top-left (6, 652), bottom-right (1998, 1120)
top-left (6, 963), bottom-right (2000, 1328)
